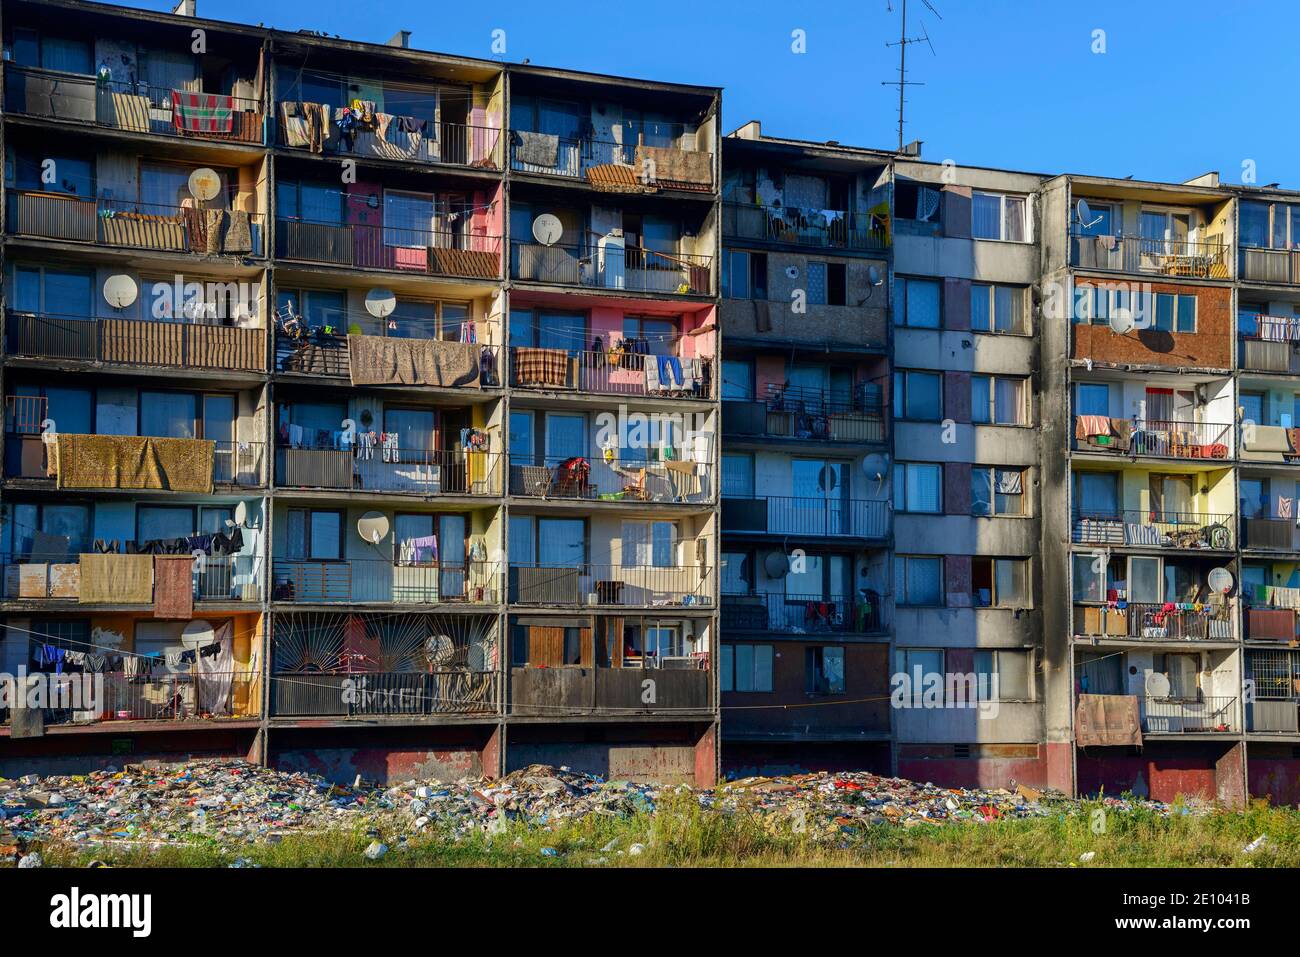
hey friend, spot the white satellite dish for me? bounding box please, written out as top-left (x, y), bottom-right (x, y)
top-left (1207, 567), bottom-right (1234, 595)
top-left (181, 619), bottom-right (215, 650)
top-left (1076, 198), bottom-right (1102, 230)
top-left (1108, 307), bottom-right (1136, 335)
top-left (364, 287), bottom-right (397, 319)
top-left (763, 551), bottom-right (791, 579)
top-left (102, 274), bottom-right (138, 310)
top-left (187, 167), bottom-right (222, 202)
top-left (531, 213), bottom-right (563, 246)
top-left (862, 453), bottom-right (891, 482)
top-left (1144, 671), bottom-right (1171, 698)
top-left (233, 501), bottom-right (248, 526)
top-left (784, 265), bottom-right (799, 279)
top-left (357, 511), bottom-right (391, 545)
top-left (867, 264), bottom-right (883, 286)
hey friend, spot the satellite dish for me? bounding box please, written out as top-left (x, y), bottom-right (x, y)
top-left (785, 265), bottom-right (799, 279)
top-left (102, 274), bottom-right (138, 310)
top-left (763, 550), bottom-right (791, 579)
top-left (1076, 198), bottom-right (1102, 230)
top-left (181, 619), bottom-right (215, 650)
top-left (867, 265), bottom-right (883, 286)
top-left (233, 501), bottom-right (248, 526)
top-left (862, 453), bottom-right (891, 482)
top-left (357, 511), bottom-right (391, 545)
top-left (1144, 671), bottom-right (1171, 698)
top-left (1207, 567), bottom-right (1234, 595)
top-left (187, 167), bottom-right (222, 202)
top-left (532, 213), bottom-right (563, 246)
top-left (365, 287), bottom-right (397, 319)
top-left (1108, 307), bottom-right (1136, 335)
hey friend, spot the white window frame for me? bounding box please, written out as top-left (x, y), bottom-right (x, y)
top-left (972, 190), bottom-right (1030, 243)
top-left (971, 283), bottom-right (1028, 335)
top-left (894, 462), bottom-right (943, 514)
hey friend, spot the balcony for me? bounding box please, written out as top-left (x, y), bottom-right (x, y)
top-left (278, 113), bottom-right (500, 169)
top-left (276, 446), bottom-right (502, 496)
top-left (722, 496), bottom-right (891, 540)
top-left (722, 202), bottom-right (887, 251)
top-left (2, 553), bottom-right (264, 605)
top-left (1247, 698), bottom-right (1300, 733)
top-left (1073, 602), bottom-right (1234, 641)
top-left (510, 241), bottom-right (713, 295)
top-left (1072, 510), bottom-right (1234, 550)
top-left (5, 311), bottom-right (266, 373)
top-left (1240, 246), bottom-right (1300, 285)
top-left (509, 664), bottom-right (711, 717)
top-left (1069, 233), bottom-right (1229, 279)
top-left (508, 347), bottom-right (713, 399)
top-left (723, 384), bottom-right (887, 445)
top-left (4, 66), bottom-right (264, 144)
top-left (270, 670), bottom-right (498, 717)
top-left (508, 454), bottom-right (713, 505)
top-left (6, 193), bottom-right (264, 256)
top-left (1074, 415), bottom-right (1231, 460)
top-left (721, 591), bottom-right (884, 634)
top-left (1244, 606), bottom-right (1299, 642)
top-left (1242, 518), bottom-right (1300, 552)
top-left (275, 325), bottom-right (501, 387)
top-left (0, 670), bottom-right (260, 729)
top-left (1143, 695), bottom-right (1239, 734)
top-left (271, 558), bottom-right (501, 605)
top-left (507, 563), bottom-right (711, 608)
top-left (509, 132), bottom-right (713, 191)
top-left (1239, 317), bottom-right (1300, 373)
top-left (275, 218), bottom-right (501, 279)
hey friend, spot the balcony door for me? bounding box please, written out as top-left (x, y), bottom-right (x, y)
top-left (1149, 473), bottom-right (1194, 522)
top-left (1143, 387), bottom-right (1194, 429)
top-left (1140, 208), bottom-right (1191, 256)
top-left (791, 459), bottom-right (850, 535)
top-left (544, 413), bottom-right (585, 465)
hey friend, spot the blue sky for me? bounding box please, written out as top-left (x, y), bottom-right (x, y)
top-left (120, 0), bottom-right (1285, 187)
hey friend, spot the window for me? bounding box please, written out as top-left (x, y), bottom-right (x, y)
top-left (893, 462), bottom-right (942, 513)
top-left (974, 650), bottom-right (1031, 700)
top-left (621, 520), bottom-right (676, 568)
top-left (538, 518), bottom-right (585, 567)
top-left (10, 265), bottom-right (93, 318)
top-left (721, 643), bottom-right (774, 693)
top-left (972, 375), bottom-right (1027, 426)
top-left (893, 370), bottom-right (942, 421)
top-left (896, 648), bottom-right (944, 682)
top-left (971, 284), bottom-right (1027, 334)
top-left (971, 558), bottom-right (1030, 608)
top-left (384, 190), bottom-right (435, 247)
top-left (721, 250), bottom-right (767, 300)
top-left (1072, 553), bottom-right (1107, 602)
top-left (805, 646), bottom-right (845, 695)
top-left (721, 552), bottom-right (752, 595)
top-left (893, 277), bottom-right (941, 328)
top-left (138, 505), bottom-right (196, 543)
top-left (1240, 200), bottom-right (1300, 250)
top-left (722, 358), bottom-right (754, 400)
top-left (894, 181), bottom-right (941, 222)
top-left (623, 316), bottom-right (679, 356)
top-left (1075, 283), bottom-right (1136, 326)
top-left (1152, 292), bottom-right (1196, 333)
top-left (722, 453), bottom-right (755, 498)
top-left (1075, 382), bottom-right (1111, 417)
top-left (286, 509), bottom-right (343, 560)
top-left (1153, 653), bottom-right (1201, 699)
top-left (1075, 471), bottom-right (1119, 517)
top-left (971, 467), bottom-right (1026, 516)
top-left (972, 191), bottom-right (1027, 242)
top-left (1076, 202), bottom-right (1114, 237)
top-left (277, 288), bottom-right (346, 334)
top-left (276, 180), bottom-right (344, 224)
top-left (1239, 392), bottom-right (1265, 430)
top-left (11, 29), bottom-right (92, 73)
top-left (896, 556), bottom-right (943, 606)
top-left (806, 261), bottom-right (827, 305)
top-left (827, 263), bottom-right (847, 306)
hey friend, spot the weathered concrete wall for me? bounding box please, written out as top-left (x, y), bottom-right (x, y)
top-left (0, 727), bottom-right (258, 778)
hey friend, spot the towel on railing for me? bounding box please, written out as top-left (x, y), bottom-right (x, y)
top-left (513, 347), bottom-right (569, 387)
top-left (54, 434), bottom-right (215, 493)
top-left (153, 555), bottom-right (194, 619)
top-left (171, 90), bottom-right (234, 133)
top-left (1075, 693), bottom-right (1143, 747)
top-left (1075, 414), bottom-right (1110, 439)
top-left (514, 130), bottom-right (559, 167)
top-left (634, 145), bottom-right (713, 187)
top-left (348, 335), bottom-right (480, 388)
top-left (78, 553), bottom-right (153, 604)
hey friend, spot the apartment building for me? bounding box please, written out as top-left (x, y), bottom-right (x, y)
top-left (0, 0), bottom-right (722, 786)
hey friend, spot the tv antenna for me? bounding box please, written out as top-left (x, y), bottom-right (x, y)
top-left (882, 0), bottom-right (940, 152)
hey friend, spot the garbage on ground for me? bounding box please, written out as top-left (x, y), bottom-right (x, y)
top-left (0, 759), bottom-right (1202, 860)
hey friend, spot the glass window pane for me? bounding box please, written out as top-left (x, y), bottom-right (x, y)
top-left (309, 512), bottom-right (341, 559)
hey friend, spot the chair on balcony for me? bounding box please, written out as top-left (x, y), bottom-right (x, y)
top-left (621, 468), bottom-right (651, 502)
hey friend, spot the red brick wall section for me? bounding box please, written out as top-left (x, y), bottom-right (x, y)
top-left (945, 462), bottom-right (972, 515)
top-left (945, 555), bottom-right (972, 606)
top-left (943, 278), bottom-right (971, 331)
top-left (1215, 741), bottom-right (1246, 809)
top-left (1071, 278), bottom-right (1232, 369)
top-left (943, 371), bottom-right (971, 423)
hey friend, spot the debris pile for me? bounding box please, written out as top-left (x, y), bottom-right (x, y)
top-left (0, 759), bottom-right (1192, 859)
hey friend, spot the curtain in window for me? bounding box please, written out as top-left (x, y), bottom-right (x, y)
top-left (972, 193), bottom-right (1001, 239)
top-left (994, 378), bottom-right (1023, 424)
top-left (42, 36), bottom-right (92, 74)
top-left (141, 392), bottom-right (196, 438)
top-left (384, 192), bottom-right (434, 247)
top-left (905, 558), bottom-right (942, 604)
top-left (43, 270), bottom-right (93, 318)
top-left (538, 519), bottom-right (583, 567)
top-left (300, 184), bottom-right (342, 224)
top-left (138, 506), bottom-right (194, 542)
top-left (1004, 196), bottom-right (1026, 242)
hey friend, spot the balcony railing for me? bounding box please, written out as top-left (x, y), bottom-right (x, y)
top-left (1247, 697), bottom-right (1300, 733)
top-left (1143, 695), bottom-right (1239, 733)
top-left (1239, 316), bottom-right (1300, 373)
top-left (723, 383), bottom-right (887, 444)
top-left (508, 132), bottom-right (712, 190)
top-left (270, 670), bottom-right (498, 717)
top-left (278, 113), bottom-right (500, 169)
top-left (1074, 416), bottom-right (1232, 459)
top-left (1241, 518), bottom-right (1300, 551)
top-left (1069, 233), bottom-right (1229, 278)
top-left (722, 202), bottom-right (888, 251)
top-left (1073, 602), bottom-right (1234, 641)
top-left (1240, 246), bottom-right (1300, 285)
top-left (510, 665), bottom-right (712, 716)
top-left (508, 347), bottom-right (714, 398)
top-left (722, 495), bottom-right (891, 539)
top-left (509, 455), bottom-right (713, 504)
top-left (0, 670), bottom-right (260, 728)
top-left (1072, 510), bottom-right (1235, 550)
top-left (510, 241), bottom-right (713, 295)
top-left (274, 330), bottom-right (502, 385)
top-left (721, 591), bottom-right (884, 634)
top-left (1243, 606), bottom-right (1299, 642)
top-left (4, 66), bottom-right (264, 144)
top-left (1, 554), bottom-right (263, 604)
top-left (507, 563), bottom-right (711, 607)
top-left (7, 193), bottom-right (264, 255)
top-left (275, 218), bottom-right (501, 279)
top-left (276, 446), bottom-right (502, 496)
top-left (5, 311), bottom-right (267, 372)
top-left (272, 559), bottom-right (500, 605)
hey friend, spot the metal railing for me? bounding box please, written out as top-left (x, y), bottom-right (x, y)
top-left (721, 591), bottom-right (883, 633)
top-left (1072, 510), bottom-right (1235, 550)
top-left (6, 192), bottom-right (265, 255)
top-left (1243, 605), bottom-right (1299, 642)
top-left (509, 455), bottom-right (714, 504)
top-left (1241, 518), bottom-right (1299, 551)
top-left (1247, 697), bottom-right (1300, 733)
top-left (1, 554), bottom-right (263, 603)
top-left (1143, 695), bottom-right (1239, 733)
top-left (278, 115), bottom-right (500, 169)
top-left (5, 670), bottom-right (262, 727)
top-left (273, 331), bottom-right (502, 384)
top-left (722, 495), bottom-right (891, 539)
top-left (270, 670), bottom-right (498, 717)
top-left (1073, 602), bottom-right (1234, 641)
top-left (722, 202), bottom-right (888, 251)
top-left (1074, 416), bottom-right (1232, 458)
top-left (508, 131), bottom-right (712, 188)
top-left (508, 563), bottom-right (712, 607)
top-left (1240, 246), bottom-right (1300, 284)
top-left (508, 347), bottom-right (714, 398)
top-left (275, 217), bottom-right (501, 277)
top-left (276, 446), bottom-right (502, 495)
top-left (510, 241), bottom-right (713, 295)
top-left (4, 65), bottom-right (264, 143)
top-left (724, 383), bottom-right (887, 443)
top-left (6, 310), bottom-right (266, 372)
top-left (272, 558), bottom-right (501, 605)
top-left (1069, 232), bottom-right (1230, 278)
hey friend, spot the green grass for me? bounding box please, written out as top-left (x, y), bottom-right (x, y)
top-left (28, 795), bottom-right (1300, 868)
